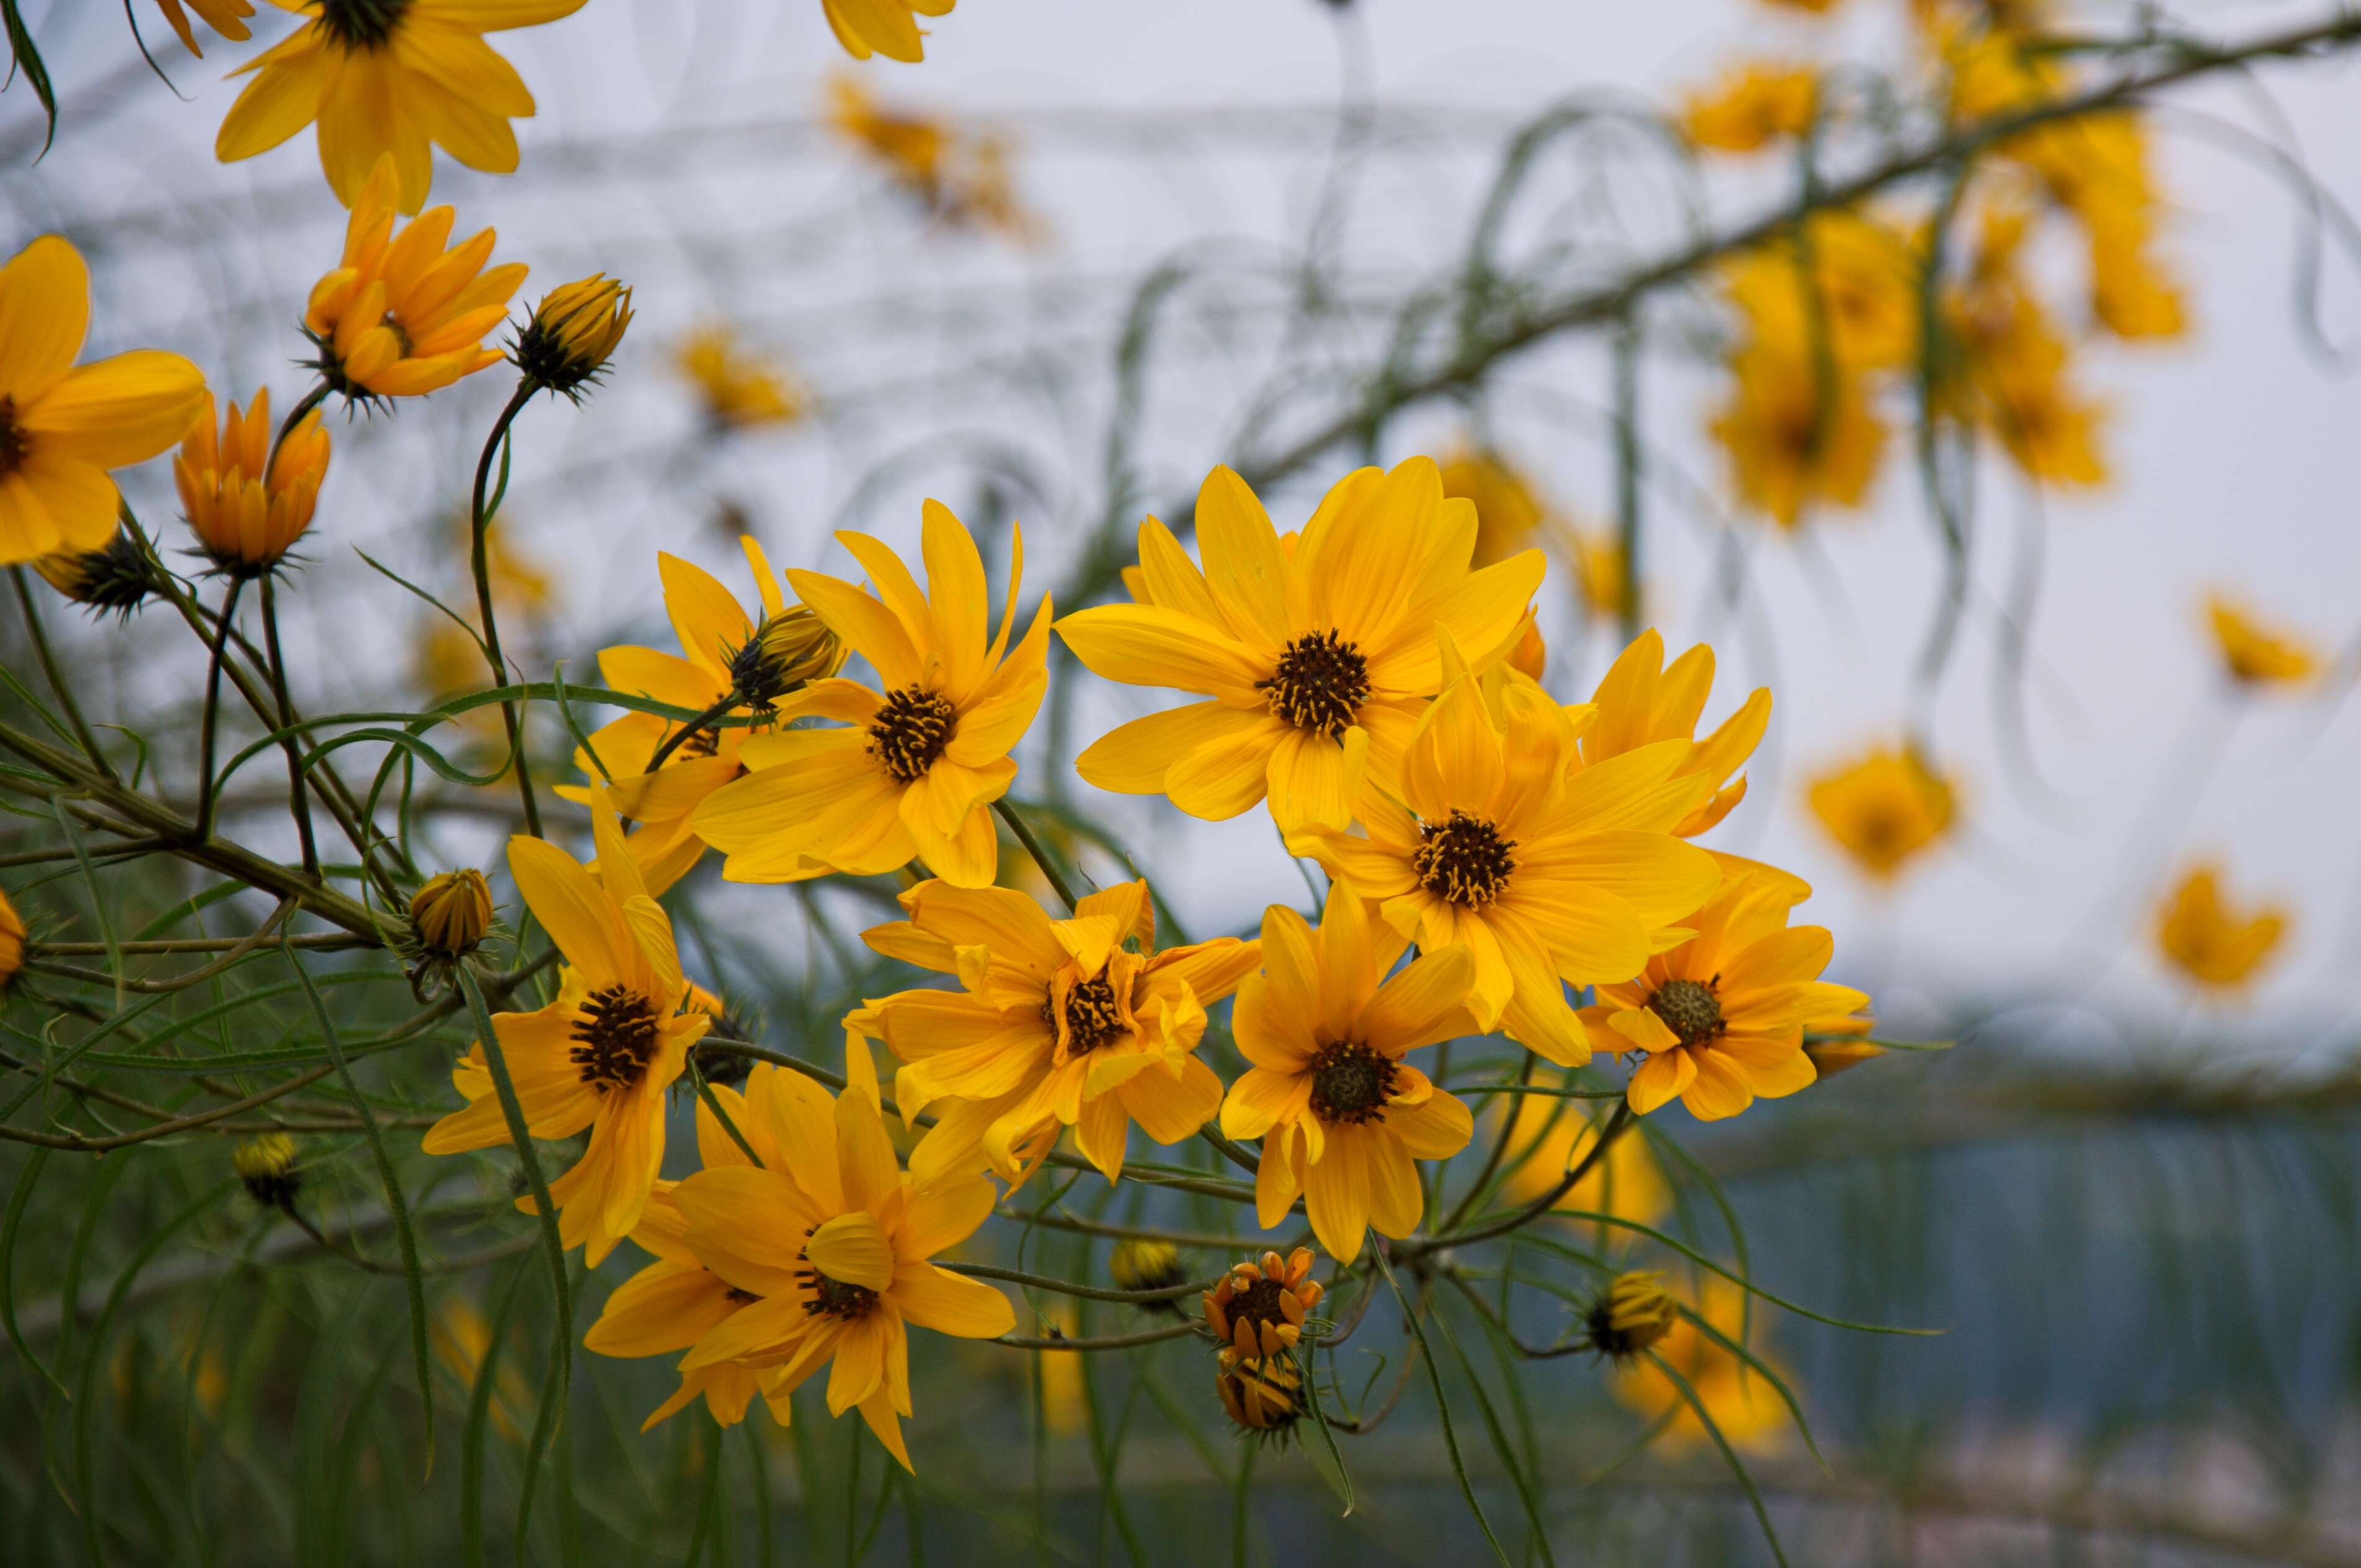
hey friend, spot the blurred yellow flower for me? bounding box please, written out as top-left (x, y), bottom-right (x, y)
top-left (1682, 64), bottom-right (1818, 153)
top-left (1438, 445), bottom-right (1549, 565)
top-left (1710, 345), bottom-right (1888, 529)
top-left (232, 1132), bottom-right (301, 1207)
top-left (823, 0), bottom-right (956, 62)
top-left (1059, 459), bottom-right (1543, 832)
top-left (1570, 531), bottom-right (1627, 620)
top-left (676, 327), bottom-right (808, 432)
top-left (304, 157), bottom-right (526, 400)
top-left (1807, 745), bottom-right (1958, 882)
top-left (153, 0), bottom-right (252, 56)
top-left (1726, 212), bottom-right (1920, 373)
top-left (1612, 1276), bottom-right (1794, 1454)
top-left (0, 237), bottom-right (206, 565)
top-left (1035, 1305), bottom-right (1087, 1437)
top-left (2156, 864), bottom-right (2288, 990)
top-left (176, 387), bottom-right (331, 576)
top-left (216, 0), bottom-right (588, 214)
top-left (433, 1297), bottom-right (531, 1440)
top-left (1584, 1270), bottom-right (1679, 1360)
top-left (2206, 594), bottom-right (2320, 688)
top-left (1938, 201), bottom-right (2109, 487)
top-left (1495, 1088), bottom-right (1671, 1224)
top-left (828, 74), bottom-right (1044, 243)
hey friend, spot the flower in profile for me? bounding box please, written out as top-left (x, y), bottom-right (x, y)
top-left (1586, 872), bottom-right (1871, 1120)
top-left (1215, 1348), bottom-right (1305, 1438)
top-left (677, 327), bottom-right (808, 432)
top-left (303, 156), bottom-right (527, 401)
top-left (1202, 1249), bottom-right (1323, 1359)
top-left (176, 388), bottom-right (331, 577)
top-left (232, 1133), bottom-right (301, 1208)
top-left (2156, 864), bottom-right (2288, 991)
top-left (35, 531), bottom-right (158, 620)
top-left (1220, 882), bottom-right (1481, 1261)
top-left (1581, 630), bottom-right (1771, 841)
top-left (691, 502), bottom-right (1051, 888)
top-left (0, 237), bottom-right (207, 566)
top-left (559, 539), bottom-right (840, 895)
top-left (153, 0), bottom-right (252, 56)
top-left (863, 878), bottom-right (1258, 1182)
top-left (2206, 594), bottom-right (2319, 688)
top-left (1437, 445), bottom-right (1548, 566)
top-left (1495, 1088), bottom-right (1670, 1224)
top-left (409, 868), bottom-right (492, 958)
top-left (1807, 744), bottom-right (1958, 882)
top-left (823, 0), bottom-right (957, 63)
top-left (512, 275), bottom-right (632, 399)
top-left (421, 803), bottom-right (708, 1265)
top-left (1610, 1275), bottom-right (1794, 1454)
top-left (829, 73), bottom-right (952, 204)
top-left (1710, 345), bottom-right (1887, 529)
top-left (1682, 63), bottom-right (1819, 153)
top-left (670, 1045), bottom-right (1015, 1470)
top-left (1058, 459), bottom-right (1545, 832)
top-left (0, 888), bottom-right (20, 995)
top-left (216, 0), bottom-right (590, 214)
top-left (1292, 654), bottom-right (1719, 1064)
top-left (1582, 1271), bottom-right (1678, 1361)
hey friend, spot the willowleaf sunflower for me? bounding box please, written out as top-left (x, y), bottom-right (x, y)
top-left (690, 501), bottom-right (1051, 889)
top-left (823, 0), bottom-right (956, 63)
top-left (1582, 630), bottom-right (1770, 839)
top-left (2156, 863), bottom-right (2288, 991)
top-left (421, 803), bottom-right (708, 1265)
top-left (1219, 882), bottom-right (1481, 1262)
top-left (860, 878), bottom-right (1259, 1183)
top-left (1057, 458), bottom-right (1545, 832)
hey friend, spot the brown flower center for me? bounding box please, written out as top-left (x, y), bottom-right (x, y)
top-left (796, 1228), bottom-right (880, 1321)
top-left (1046, 973), bottom-right (1126, 1054)
top-left (1307, 1041), bottom-right (1397, 1125)
top-left (1645, 977), bottom-right (1723, 1049)
top-left (1229, 1275), bottom-right (1289, 1330)
top-left (569, 985), bottom-right (659, 1092)
top-left (318, 0), bottom-right (410, 50)
top-left (0, 397), bottom-right (25, 480)
top-left (868, 685), bottom-right (957, 780)
top-left (1258, 629), bottom-right (1370, 739)
top-left (1412, 809), bottom-right (1517, 906)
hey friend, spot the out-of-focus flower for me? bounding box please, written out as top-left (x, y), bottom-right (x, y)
top-left (1584, 1271), bottom-right (1679, 1361)
top-left (1710, 345), bottom-right (1888, 528)
top-left (2207, 594), bottom-right (2319, 688)
top-left (1612, 1276), bottom-right (1794, 1453)
top-left (1758, 0), bottom-right (1843, 12)
top-left (1682, 63), bottom-right (1819, 153)
top-left (216, 0), bottom-right (589, 214)
top-left (1582, 630), bottom-right (1771, 841)
top-left (1060, 459), bottom-right (1542, 832)
top-left (0, 888), bottom-right (20, 995)
top-left (1587, 873), bottom-right (1870, 1121)
top-left (153, 0), bottom-right (252, 57)
top-left (232, 1133), bottom-right (301, 1208)
top-left (823, 0), bottom-right (957, 62)
top-left (465, 511), bottom-right (557, 616)
top-left (692, 503), bottom-right (1050, 888)
top-left (0, 237), bottom-right (206, 566)
top-left (1215, 1348), bottom-right (1305, 1438)
top-left (1438, 445), bottom-right (1549, 566)
top-left (35, 531), bottom-right (158, 619)
top-left (676, 327), bottom-right (808, 432)
top-left (512, 275), bottom-right (632, 398)
top-left (177, 388), bottom-right (330, 577)
top-left (1109, 1239), bottom-right (1185, 1301)
top-left (409, 869), bottom-right (492, 959)
top-left (1807, 745), bottom-right (1958, 882)
top-left (2157, 864), bottom-right (2288, 990)
top-left (1202, 1249), bottom-right (1323, 1359)
top-left (1725, 212), bottom-right (1920, 373)
top-left (1937, 202), bottom-right (2110, 487)
top-left (1035, 1305), bottom-right (1086, 1437)
top-left (1496, 1088), bottom-right (1671, 1224)
top-left (1570, 531), bottom-right (1627, 621)
top-left (434, 1297), bottom-right (531, 1440)
top-left (828, 74), bottom-right (1044, 242)
top-left (303, 157), bottom-right (526, 401)
top-left (1221, 882), bottom-right (1479, 1262)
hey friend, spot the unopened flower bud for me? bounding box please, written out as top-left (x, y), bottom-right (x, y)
top-left (1110, 1238), bottom-right (1184, 1296)
top-left (729, 602), bottom-right (844, 706)
top-left (1584, 1270), bottom-right (1678, 1361)
top-left (513, 274), bottom-right (632, 398)
top-left (1214, 1347), bottom-right (1305, 1437)
top-left (410, 869), bottom-right (492, 959)
top-left (233, 1133), bottom-right (301, 1208)
top-left (34, 530), bottom-right (156, 619)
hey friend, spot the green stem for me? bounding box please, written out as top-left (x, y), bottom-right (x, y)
top-left (468, 379), bottom-right (544, 837)
top-left (191, 577), bottom-right (245, 844)
top-left (1612, 316), bottom-right (1643, 644)
top-left (257, 576), bottom-right (322, 880)
top-left (993, 797), bottom-right (1080, 911)
top-left (9, 567), bottom-right (111, 779)
top-left (641, 694), bottom-right (736, 776)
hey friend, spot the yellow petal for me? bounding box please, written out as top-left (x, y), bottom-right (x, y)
top-left (0, 237), bottom-right (88, 404)
top-left (805, 1211), bottom-right (895, 1292)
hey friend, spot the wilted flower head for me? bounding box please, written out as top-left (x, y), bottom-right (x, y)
top-left (409, 869), bottom-right (493, 959)
top-left (177, 388), bottom-right (330, 577)
top-left (1584, 1270), bottom-right (1679, 1361)
top-left (232, 1133), bottom-right (300, 1208)
top-left (513, 274), bottom-right (633, 398)
top-left (35, 531), bottom-right (158, 619)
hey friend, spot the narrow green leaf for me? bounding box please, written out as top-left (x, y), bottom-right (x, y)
top-left (1, 0), bottom-right (58, 157)
top-left (1644, 1348), bottom-right (1792, 1568)
top-left (1372, 1247), bottom-right (1512, 1568)
top-left (1, 1147), bottom-right (68, 1396)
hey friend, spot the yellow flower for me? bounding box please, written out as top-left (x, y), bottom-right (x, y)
top-left (863, 878), bottom-right (1259, 1183)
top-left (232, 1132), bottom-right (301, 1206)
top-left (823, 0), bottom-right (957, 63)
top-left (1202, 1248), bottom-right (1323, 1360)
top-left (512, 274), bottom-right (632, 398)
top-left (1494, 1089), bottom-right (1670, 1224)
top-left (1437, 445), bottom-right (1549, 566)
top-left (1108, 1239), bottom-right (1184, 1296)
top-left (1807, 745), bottom-right (1958, 882)
top-left (829, 73), bottom-right (951, 202)
top-left (1581, 630), bottom-right (1771, 839)
top-left (1710, 345), bottom-right (1887, 529)
top-left (1585, 873), bottom-right (1870, 1121)
top-left (1725, 212), bottom-right (1920, 373)
top-left (559, 539), bottom-right (841, 895)
top-left (1215, 1347), bottom-right (1306, 1437)
top-left (1936, 203), bottom-right (2111, 486)
top-left (434, 1297), bottom-right (531, 1439)
top-left (1569, 531), bottom-right (1627, 621)
top-left (1058, 459), bottom-right (1545, 832)
top-left (1584, 1271), bottom-right (1679, 1360)
top-left (409, 868), bottom-right (492, 957)
top-left (1611, 1276), bottom-right (1794, 1453)
top-left (676, 327), bottom-right (808, 432)
top-left (0, 237), bottom-right (206, 565)
top-left (176, 387), bottom-right (331, 577)
top-left (421, 803), bottom-right (708, 1265)
top-left (153, 0), bottom-right (253, 56)
top-left (1681, 64), bottom-right (1819, 153)
top-left (303, 155), bottom-right (527, 400)
top-left (2206, 594), bottom-right (2319, 688)
top-left (1220, 882), bottom-right (1481, 1261)
top-left (1292, 657), bottom-right (1719, 1064)
top-left (216, 0), bottom-right (590, 214)
top-left (34, 530), bottom-right (157, 619)
top-left (670, 1045), bottom-right (1015, 1471)
top-left (2156, 864), bottom-right (2287, 990)
top-left (691, 503), bottom-right (1051, 888)
top-left (0, 888), bottom-right (19, 995)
